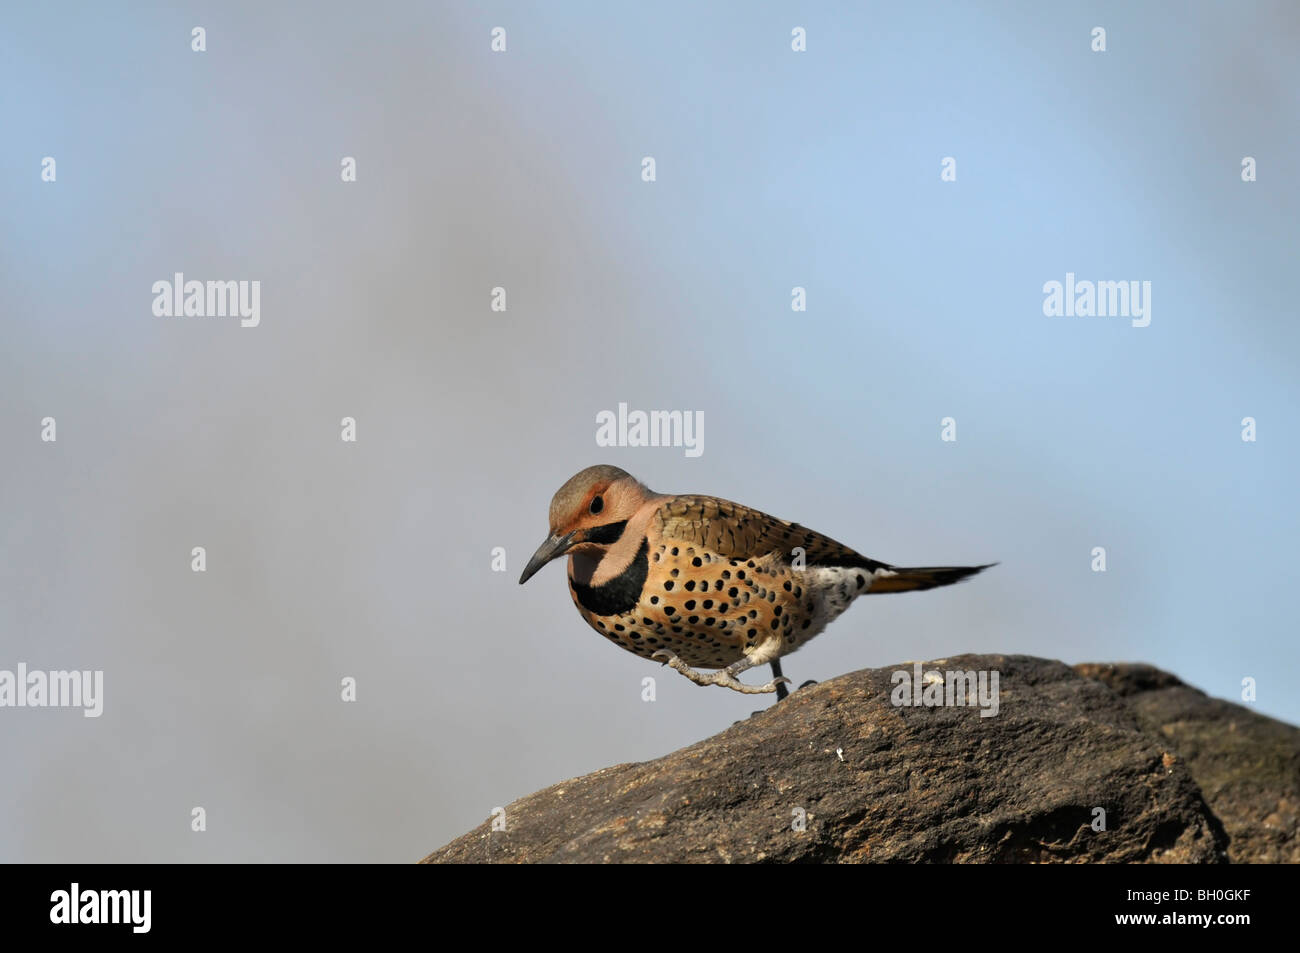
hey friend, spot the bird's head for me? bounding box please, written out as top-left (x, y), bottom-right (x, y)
top-left (518, 465), bottom-right (651, 584)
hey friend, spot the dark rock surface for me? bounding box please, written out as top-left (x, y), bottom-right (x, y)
top-left (423, 655), bottom-right (1297, 863)
top-left (1075, 663), bottom-right (1299, 863)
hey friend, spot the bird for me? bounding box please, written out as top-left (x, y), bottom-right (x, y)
top-left (518, 465), bottom-right (994, 697)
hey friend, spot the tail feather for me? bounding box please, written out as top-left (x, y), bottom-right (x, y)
top-left (866, 563), bottom-right (996, 594)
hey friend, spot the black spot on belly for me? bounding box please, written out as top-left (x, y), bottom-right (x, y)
top-left (571, 538), bottom-right (649, 617)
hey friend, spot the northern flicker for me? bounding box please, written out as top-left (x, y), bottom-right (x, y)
top-left (519, 465), bottom-right (994, 696)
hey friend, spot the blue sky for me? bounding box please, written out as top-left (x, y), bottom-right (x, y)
top-left (2, 1), bottom-right (1297, 861)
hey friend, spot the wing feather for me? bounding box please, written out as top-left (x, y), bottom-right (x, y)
top-left (653, 495), bottom-right (887, 571)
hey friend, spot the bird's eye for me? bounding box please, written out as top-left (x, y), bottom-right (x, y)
top-left (589, 495), bottom-right (604, 515)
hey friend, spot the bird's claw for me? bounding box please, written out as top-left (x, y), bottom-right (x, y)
top-left (652, 650), bottom-right (788, 694)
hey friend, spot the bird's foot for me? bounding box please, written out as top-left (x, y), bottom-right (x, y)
top-left (652, 651), bottom-right (790, 695)
top-left (741, 677), bottom-right (819, 719)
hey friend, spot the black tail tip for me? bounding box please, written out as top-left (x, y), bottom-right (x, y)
top-left (940, 562), bottom-right (997, 584)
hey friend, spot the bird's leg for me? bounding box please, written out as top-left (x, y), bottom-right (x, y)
top-left (652, 651), bottom-right (790, 695)
top-left (771, 659), bottom-right (790, 702)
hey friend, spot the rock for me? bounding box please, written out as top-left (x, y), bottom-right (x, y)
top-left (1075, 663), bottom-right (1299, 863)
top-left (423, 655), bottom-right (1296, 863)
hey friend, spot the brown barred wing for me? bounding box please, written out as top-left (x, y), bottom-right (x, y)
top-left (653, 495), bottom-right (888, 572)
